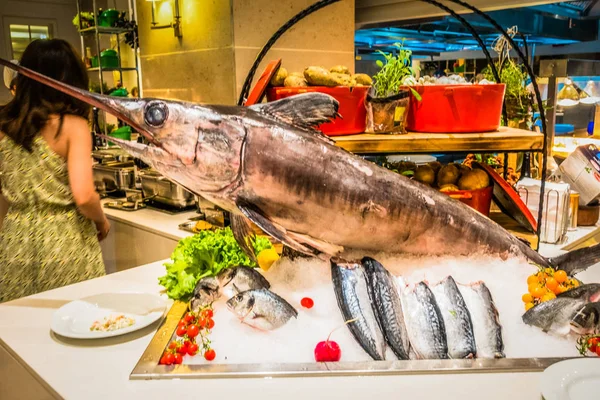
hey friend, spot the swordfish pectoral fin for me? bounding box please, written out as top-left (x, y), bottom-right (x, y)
top-left (286, 231), bottom-right (344, 258)
top-left (235, 199), bottom-right (318, 257)
top-left (231, 213), bottom-right (258, 263)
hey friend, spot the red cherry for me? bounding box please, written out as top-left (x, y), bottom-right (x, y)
top-left (314, 340), bottom-right (341, 362)
top-left (300, 297), bottom-right (314, 309)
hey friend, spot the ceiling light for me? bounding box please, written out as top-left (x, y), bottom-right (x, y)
top-left (580, 80), bottom-right (599, 105)
top-left (557, 78), bottom-right (579, 107)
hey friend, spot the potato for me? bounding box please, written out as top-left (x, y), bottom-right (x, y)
top-left (304, 66), bottom-right (338, 87)
top-left (269, 67), bottom-right (288, 86)
top-left (330, 65), bottom-right (350, 75)
top-left (331, 72), bottom-right (352, 86)
top-left (352, 73), bottom-right (373, 86)
top-left (284, 75), bottom-right (308, 87)
top-left (427, 161), bottom-right (442, 176)
top-left (414, 165), bottom-right (436, 186)
top-left (290, 72), bottom-right (304, 78)
top-left (458, 169), bottom-right (490, 191)
top-left (437, 164), bottom-right (460, 186)
top-left (439, 184), bottom-right (460, 193)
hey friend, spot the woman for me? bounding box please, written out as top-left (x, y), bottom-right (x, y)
top-left (0, 39), bottom-right (109, 303)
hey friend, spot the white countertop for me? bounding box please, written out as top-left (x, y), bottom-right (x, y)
top-left (102, 198), bottom-right (197, 241)
top-left (0, 260), bottom-right (545, 400)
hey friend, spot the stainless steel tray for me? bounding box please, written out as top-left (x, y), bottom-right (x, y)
top-left (130, 302), bottom-right (573, 380)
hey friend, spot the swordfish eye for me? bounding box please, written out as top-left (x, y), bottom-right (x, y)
top-left (144, 101), bottom-right (169, 127)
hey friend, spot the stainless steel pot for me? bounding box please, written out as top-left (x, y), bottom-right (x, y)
top-left (93, 161), bottom-right (136, 194)
top-left (139, 170), bottom-right (195, 208)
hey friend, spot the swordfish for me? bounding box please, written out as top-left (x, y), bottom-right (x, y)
top-left (3, 57), bottom-right (599, 274)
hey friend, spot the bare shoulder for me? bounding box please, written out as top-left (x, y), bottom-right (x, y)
top-left (62, 114), bottom-right (90, 134)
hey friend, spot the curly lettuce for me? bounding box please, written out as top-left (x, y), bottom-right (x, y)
top-left (158, 227), bottom-right (272, 300)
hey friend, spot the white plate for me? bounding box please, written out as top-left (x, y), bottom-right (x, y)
top-left (541, 358), bottom-right (600, 400)
top-left (386, 154), bottom-right (437, 165)
top-left (51, 292), bottom-right (166, 339)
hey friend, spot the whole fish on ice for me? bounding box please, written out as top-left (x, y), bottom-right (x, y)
top-left (226, 288), bottom-right (297, 330)
top-left (6, 58), bottom-right (600, 274)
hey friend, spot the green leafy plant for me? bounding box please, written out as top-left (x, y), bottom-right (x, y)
top-left (372, 42), bottom-right (421, 100)
top-left (158, 228), bottom-right (273, 300)
top-left (73, 12), bottom-right (95, 29)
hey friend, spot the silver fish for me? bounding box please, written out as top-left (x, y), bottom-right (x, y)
top-left (226, 288), bottom-right (297, 330)
top-left (8, 59), bottom-right (600, 275)
top-left (431, 276), bottom-right (476, 359)
top-left (190, 266), bottom-right (270, 312)
top-left (401, 281), bottom-right (448, 359)
top-left (570, 302), bottom-right (600, 335)
top-left (460, 282), bottom-right (504, 358)
top-left (523, 284), bottom-right (600, 336)
top-left (362, 257), bottom-right (410, 360)
top-left (331, 258), bottom-right (386, 360)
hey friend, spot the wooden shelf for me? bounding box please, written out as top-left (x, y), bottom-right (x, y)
top-left (332, 127), bottom-right (544, 154)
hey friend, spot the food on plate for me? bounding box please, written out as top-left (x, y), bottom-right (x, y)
top-left (431, 276), bottom-right (477, 359)
top-left (190, 265), bottom-right (271, 312)
top-left (331, 258), bottom-right (386, 360)
top-left (89, 314), bottom-right (135, 332)
top-left (460, 282), bottom-right (505, 358)
top-left (330, 65), bottom-right (350, 75)
top-left (401, 281), bottom-right (449, 359)
top-left (458, 169), bottom-right (490, 191)
top-left (352, 73), bottom-right (373, 86)
top-left (413, 165), bottom-right (436, 186)
top-left (437, 164), bottom-right (461, 186)
top-left (226, 288), bottom-right (298, 330)
top-left (439, 184), bottom-right (460, 193)
top-left (159, 228), bottom-right (272, 300)
top-left (256, 248), bottom-right (280, 271)
top-left (362, 257), bottom-right (410, 360)
top-left (270, 67), bottom-right (288, 86)
top-left (304, 66), bottom-right (339, 87)
top-left (284, 75), bottom-right (307, 87)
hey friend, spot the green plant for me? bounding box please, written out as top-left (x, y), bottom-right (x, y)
top-left (373, 42), bottom-right (420, 99)
top-left (482, 59), bottom-right (532, 125)
top-left (72, 12), bottom-right (94, 28)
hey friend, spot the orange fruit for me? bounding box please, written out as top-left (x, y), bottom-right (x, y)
top-left (545, 277), bottom-right (559, 293)
top-left (554, 270), bottom-right (567, 283)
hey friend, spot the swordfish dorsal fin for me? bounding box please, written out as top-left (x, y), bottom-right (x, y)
top-left (249, 92), bottom-right (339, 144)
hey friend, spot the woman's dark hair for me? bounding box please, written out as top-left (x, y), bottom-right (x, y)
top-left (0, 39), bottom-right (90, 151)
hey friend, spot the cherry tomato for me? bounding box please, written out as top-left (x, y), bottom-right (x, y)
top-left (532, 287), bottom-right (546, 299)
top-left (177, 343), bottom-right (188, 355)
top-left (545, 277), bottom-right (559, 293)
top-left (184, 312), bottom-right (195, 323)
top-left (522, 293), bottom-right (533, 303)
top-left (187, 324), bottom-right (200, 339)
top-left (554, 270), bottom-right (568, 283)
top-left (301, 297), bottom-right (314, 309)
top-left (204, 349), bottom-right (216, 361)
top-left (164, 353), bottom-right (175, 365)
top-left (178, 320), bottom-right (187, 328)
top-left (528, 284), bottom-right (539, 295)
top-left (527, 275), bottom-right (538, 285)
top-left (173, 353), bottom-right (183, 364)
top-left (596, 346), bottom-right (600, 357)
top-left (184, 340), bottom-right (193, 348)
top-left (202, 309), bottom-right (214, 319)
top-left (176, 325), bottom-right (187, 337)
top-left (197, 317), bottom-right (207, 329)
top-left (589, 338), bottom-right (600, 353)
top-left (524, 302), bottom-right (535, 311)
top-left (168, 342), bottom-right (178, 350)
top-left (159, 354), bottom-right (169, 365)
top-left (207, 318), bottom-right (215, 330)
top-left (187, 343), bottom-right (199, 356)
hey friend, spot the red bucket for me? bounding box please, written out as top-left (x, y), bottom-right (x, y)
top-left (406, 84), bottom-right (506, 133)
top-left (266, 86), bottom-right (368, 136)
top-left (443, 185), bottom-right (494, 216)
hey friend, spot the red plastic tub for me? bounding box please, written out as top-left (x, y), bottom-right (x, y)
top-left (443, 185), bottom-right (494, 216)
top-left (406, 84), bottom-right (506, 133)
top-left (266, 86), bottom-right (369, 136)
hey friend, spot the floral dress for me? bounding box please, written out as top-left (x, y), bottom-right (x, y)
top-left (0, 136), bottom-right (105, 302)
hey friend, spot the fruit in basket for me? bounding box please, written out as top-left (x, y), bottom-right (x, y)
top-left (330, 65), bottom-right (350, 75)
top-left (458, 169), bottom-right (490, 191)
top-left (414, 165), bottom-right (436, 186)
top-left (304, 66), bottom-right (339, 87)
top-left (331, 72), bottom-right (352, 86)
top-left (437, 164), bottom-right (460, 186)
top-left (270, 67), bottom-right (288, 87)
top-left (352, 73), bottom-right (373, 86)
top-left (284, 75), bottom-right (307, 87)
top-left (439, 184), bottom-right (459, 193)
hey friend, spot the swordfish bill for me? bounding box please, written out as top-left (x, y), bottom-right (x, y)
top-left (3, 57), bottom-right (600, 274)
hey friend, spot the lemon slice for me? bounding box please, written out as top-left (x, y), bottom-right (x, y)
top-left (257, 248), bottom-right (279, 271)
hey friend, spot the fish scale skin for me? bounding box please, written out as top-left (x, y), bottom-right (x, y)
top-left (431, 277), bottom-right (477, 359)
top-left (331, 260), bottom-right (386, 360)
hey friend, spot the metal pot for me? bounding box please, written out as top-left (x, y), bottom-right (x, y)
top-left (139, 170), bottom-right (195, 208)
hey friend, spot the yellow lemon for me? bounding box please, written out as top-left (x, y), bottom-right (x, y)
top-left (257, 248), bottom-right (280, 271)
